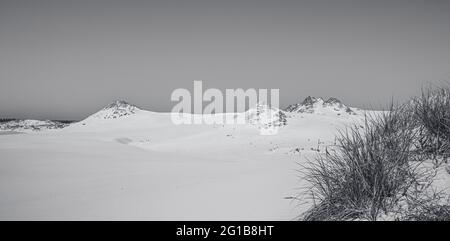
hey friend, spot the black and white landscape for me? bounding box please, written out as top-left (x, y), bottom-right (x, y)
top-left (0, 97), bottom-right (363, 219)
top-left (0, 1), bottom-right (449, 221)
top-left (1, 95), bottom-right (449, 220)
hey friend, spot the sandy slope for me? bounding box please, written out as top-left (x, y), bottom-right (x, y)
top-left (0, 109), bottom-right (389, 220)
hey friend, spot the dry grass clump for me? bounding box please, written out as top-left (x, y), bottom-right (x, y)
top-left (412, 84), bottom-right (450, 163)
top-left (302, 84), bottom-right (450, 221)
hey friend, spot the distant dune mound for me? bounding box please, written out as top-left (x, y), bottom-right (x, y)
top-left (285, 96), bottom-right (356, 115)
top-left (88, 100), bottom-right (142, 120)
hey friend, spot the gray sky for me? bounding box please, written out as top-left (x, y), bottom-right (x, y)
top-left (1, 0), bottom-right (450, 120)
